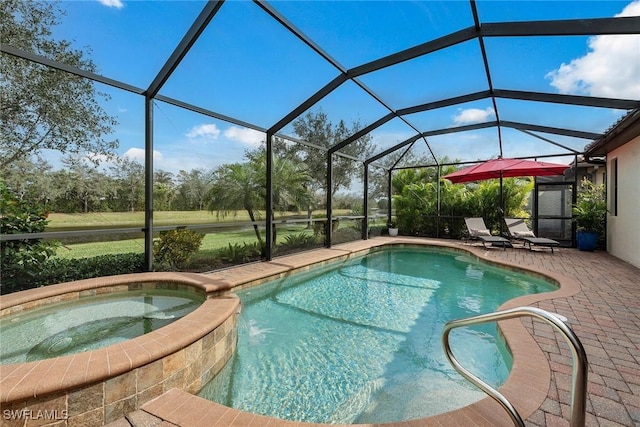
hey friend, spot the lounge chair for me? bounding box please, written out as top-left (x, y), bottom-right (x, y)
top-left (464, 217), bottom-right (512, 250)
top-left (504, 218), bottom-right (560, 253)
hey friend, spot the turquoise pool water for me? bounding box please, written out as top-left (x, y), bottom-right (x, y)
top-left (0, 288), bottom-right (204, 364)
top-left (199, 247), bottom-right (556, 424)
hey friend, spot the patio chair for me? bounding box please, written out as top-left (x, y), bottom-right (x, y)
top-left (504, 218), bottom-right (560, 253)
top-left (464, 217), bottom-right (512, 250)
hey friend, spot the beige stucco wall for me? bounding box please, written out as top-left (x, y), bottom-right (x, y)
top-left (607, 134), bottom-right (640, 269)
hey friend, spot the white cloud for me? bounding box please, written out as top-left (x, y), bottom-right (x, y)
top-left (546, 0), bottom-right (640, 98)
top-left (97, 0), bottom-right (124, 9)
top-left (124, 147), bottom-right (162, 162)
top-left (452, 107), bottom-right (496, 125)
top-left (185, 124), bottom-right (221, 140)
top-left (223, 126), bottom-right (265, 148)
top-left (85, 152), bottom-right (116, 166)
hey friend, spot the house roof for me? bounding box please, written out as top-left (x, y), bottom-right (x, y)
top-left (584, 108), bottom-right (640, 157)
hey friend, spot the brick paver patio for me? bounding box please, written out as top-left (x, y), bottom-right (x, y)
top-left (482, 243), bottom-right (640, 427)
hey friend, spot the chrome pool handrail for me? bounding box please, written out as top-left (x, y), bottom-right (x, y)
top-left (442, 306), bottom-right (588, 427)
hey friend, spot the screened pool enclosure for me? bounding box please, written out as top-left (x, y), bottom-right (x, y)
top-left (2, 0), bottom-right (639, 273)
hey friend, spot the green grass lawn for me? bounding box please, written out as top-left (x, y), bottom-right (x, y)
top-left (54, 224), bottom-right (315, 259)
top-left (47, 210), bottom-right (258, 229)
top-left (46, 210), bottom-right (351, 229)
top-left (48, 210), bottom-right (370, 261)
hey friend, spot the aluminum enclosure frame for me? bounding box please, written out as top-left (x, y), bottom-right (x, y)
top-left (2, 0), bottom-right (639, 267)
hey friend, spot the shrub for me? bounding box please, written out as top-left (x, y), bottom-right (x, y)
top-left (48, 253), bottom-right (145, 283)
top-left (332, 227), bottom-right (362, 245)
top-left (216, 242), bottom-right (263, 263)
top-left (1, 182), bottom-right (59, 293)
top-left (279, 232), bottom-right (320, 250)
top-left (368, 225), bottom-right (387, 237)
top-left (153, 229), bottom-right (204, 270)
top-left (1, 253), bottom-right (145, 294)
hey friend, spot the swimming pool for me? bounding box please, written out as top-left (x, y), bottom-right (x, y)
top-left (199, 247), bottom-right (556, 424)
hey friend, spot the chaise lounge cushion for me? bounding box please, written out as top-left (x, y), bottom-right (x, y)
top-left (464, 218), bottom-right (512, 250)
top-left (512, 230), bottom-right (536, 238)
top-left (503, 218), bottom-right (560, 253)
top-left (470, 228), bottom-right (492, 237)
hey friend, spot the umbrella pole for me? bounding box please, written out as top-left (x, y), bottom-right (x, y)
top-left (500, 172), bottom-right (504, 235)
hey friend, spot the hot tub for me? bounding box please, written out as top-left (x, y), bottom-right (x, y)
top-left (0, 272), bottom-right (239, 425)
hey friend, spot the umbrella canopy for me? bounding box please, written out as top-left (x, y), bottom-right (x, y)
top-left (442, 158), bottom-right (569, 183)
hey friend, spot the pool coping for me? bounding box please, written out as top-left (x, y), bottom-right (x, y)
top-left (134, 237), bottom-right (581, 427)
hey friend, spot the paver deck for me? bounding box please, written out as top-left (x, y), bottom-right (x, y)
top-left (104, 237), bottom-right (639, 427)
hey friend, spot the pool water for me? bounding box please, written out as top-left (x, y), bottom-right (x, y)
top-left (0, 288), bottom-right (204, 364)
top-left (199, 247), bottom-right (556, 423)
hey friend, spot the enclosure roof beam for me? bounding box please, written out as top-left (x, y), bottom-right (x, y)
top-left (329, 113), bottom-right (396, 153)
top-left (1, 43), bottom-right (281, 145)
top-left (255, 1), bottom-right (347, 74)
top-left (421, 121), bottom-right (498, 137)
top-left (267, 75), bottom-right (348, 135)
top-left (356, 87), bottom-right (627, 162)
top-left (349, 27), bottom-right (478, 77)
top-left (273, 134), bottom-right (327, 153)
top-left (155, 95), bottom-right (267, 133)
top-left (344, 16), bottom-right (640, 81)
top-left (516, 129), bottom-right (581, 154)
top-left (398, 91), bottom-right (491, 116)
top-left (395, 89), bottom-right (637, 119)
top-left (325, 81), bottom-right (433, 162)
top-left (481, 16), bottom-right (640, 37)
top-left (391, 140), bottom-right (418, 170)
top-left (1, 45), bottom-right (144, 95)
top-left (146, 0), bottom-right (224, 98)
top-left (278, 135), bottom-right (362, 161)
top-left (258, 0), bottom-right (351, 135)
top-left (501, 121), bottom-right (603, 140)
top-left (274, 27), bottom-right (478, 163)
top-left (393, 151), bottom-right (577, 171)
top-left (265, 12), bottom-right (639, 163)
top-left (470, 0), bottom-right (503, 157)
top-left (365, 134), bottom-right (424, 165)
top-left (493, 90), bottom-right (640, 110)
top-left (414, 120), bottom-right (601, 141)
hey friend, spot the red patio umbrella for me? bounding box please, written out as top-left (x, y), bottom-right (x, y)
top-left (442, 158), bottom-right (570, 226)
top-left (442, 158), bottom-right (569, 183)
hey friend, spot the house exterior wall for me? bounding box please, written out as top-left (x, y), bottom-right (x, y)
top-left (607, 134), bottom-right (640, 269)
top-left (578, 165), bottom-right (606, 186)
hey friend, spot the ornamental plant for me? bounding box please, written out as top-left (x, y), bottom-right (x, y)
top-left (572, 179), bottom-right (607, 235)
top-left (153, 228), bottom-right (204, 270)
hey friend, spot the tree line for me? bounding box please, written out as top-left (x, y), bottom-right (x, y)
top-left (1, 111), bottom-right (378, 217)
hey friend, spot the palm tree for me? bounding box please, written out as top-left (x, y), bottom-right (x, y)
top-left (207, 152), bottom-right (312, 246)
top-left (153, 169), bottom-right (174, 186)
top-left (207, 163), bottom-right (264, 243)
top-left (266, 155), bottom-right (313, 244)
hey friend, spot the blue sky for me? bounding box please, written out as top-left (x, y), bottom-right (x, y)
top-left (48, 0), bottom-right (640, 174)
